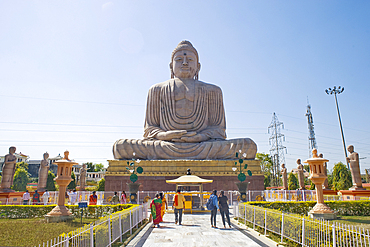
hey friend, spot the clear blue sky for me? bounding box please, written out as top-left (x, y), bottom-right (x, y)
top-left (1, 1), bottom-right (370, 173)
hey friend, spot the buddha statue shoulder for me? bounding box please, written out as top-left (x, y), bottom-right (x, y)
top-left (113, 41), bottom-right (257, 160)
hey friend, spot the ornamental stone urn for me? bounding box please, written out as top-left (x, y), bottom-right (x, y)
top-left (304, 149), bottom-right (336, 220)
top-left (236, 182), bottom-right (249, 202)
top-left (127, 183), bottom-right (140, 204)
top-left (45, 151), bottom-right (77, 223)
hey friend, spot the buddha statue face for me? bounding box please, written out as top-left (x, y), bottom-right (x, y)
top-left (172, 50), bottom-right (198, 79)
top-left (170, 40), bottom-right (201, 80)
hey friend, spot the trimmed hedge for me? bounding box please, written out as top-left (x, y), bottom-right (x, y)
top-left (0, 204), bottom-right (135, 219)
top-left (246, 200), bottom-right (370, 216)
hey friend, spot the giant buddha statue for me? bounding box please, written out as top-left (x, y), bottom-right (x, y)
top-left (113, 41), bottom-right (257, 160)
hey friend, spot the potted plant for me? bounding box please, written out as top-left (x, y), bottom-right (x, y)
top-left (126, 153), bottom-right (143, 204)
top-left (233, 151), bottom-right (252, 202)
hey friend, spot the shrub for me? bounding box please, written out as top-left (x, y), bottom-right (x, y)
top-left (288, 172), bottom-right (298, 190)
top-left (46, 171), bottom-right (56, 191)
top-left (332, 162), bottom-right (352, 191)
top-left (0, 204), bottom-right (135, 219)
top-left (97, 178), bottom-right (105, 191)
top-left (12, 168), bottom-right (29, 191)
top-left (67, 171), bottom-right (76, 190)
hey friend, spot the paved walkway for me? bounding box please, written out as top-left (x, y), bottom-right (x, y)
top-left (128, 210), bottom-right (278, 247)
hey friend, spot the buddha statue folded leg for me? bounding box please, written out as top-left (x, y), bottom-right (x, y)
top-left (113, 138), bottom-right (257, 160)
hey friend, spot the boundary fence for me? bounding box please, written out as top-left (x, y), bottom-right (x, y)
top-left (36, 203), bottom-right (148, 247)
top-left (238, 203), bottom-right (370, 247)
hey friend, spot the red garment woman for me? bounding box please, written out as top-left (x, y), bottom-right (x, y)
top-left (150, 194), bottom-right (162, 227)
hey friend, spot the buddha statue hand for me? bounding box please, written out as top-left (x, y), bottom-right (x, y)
top-left (155, 130), bottom-right (189, 142)
top-left (178, 133), bottom-right (208, 143)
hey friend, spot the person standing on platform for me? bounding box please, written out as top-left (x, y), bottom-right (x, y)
top-left (120, 191), bottom-right (127, 204)
top-left (173, 189), bottom-right (185, 225)
top-left (32, 190), bottom-right (40, 205)
top-left (23, 190), bottom-right (30, 205)
top-left (89, 191), bottom-right (97, 205)
top-left (41, 190), bottom-right (50, 205)
top-left (159, 192), bottom-right (168, 220)
top-left (111, 192), bottom-right (119, 204)
top-left (209, 190), bottom-right (219, 228)
top-left (69, 189), bottom-right (77, 205)
top-left (150, 194), bottom-right (162, 228)
top-left (218, 190), bottom-right (231, 228)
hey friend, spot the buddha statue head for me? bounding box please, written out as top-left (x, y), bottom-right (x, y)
top-left (170, 40), bottom-right (201, 80)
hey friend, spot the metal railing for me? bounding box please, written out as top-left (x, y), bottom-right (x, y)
top-left (36, 203), bottom-right (148, 247)
top-left (238, 203), bottom-right (370, 247)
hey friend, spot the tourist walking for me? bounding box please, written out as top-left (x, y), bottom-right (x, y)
top-left (159, 192), bottom-right (168, 220)
top-left (208, 190), bottom-right (219, 228)
top-left (111, 191), bottom-right (119, 204)
top-left (22, 190), bottom-right (30, 205)
top-left (41, 190), bottom-right (50, 205)
top-left (120, 191), bottom-right (127, 204)
top-left (218, 190), bottom-right (231, 228)
top-left (69, 189), bottom-right (77, 205)
top-left (150, 194), bottom-right (162, 228)
top-left (173, 189), bottom-right (185, 225)
top-left (32, 190), bottom-right (40, 205)
top-left (89, 191), bottom-right (97, 205)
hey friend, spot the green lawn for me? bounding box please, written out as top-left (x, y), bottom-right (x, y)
top-left (0, 217), bottom-right (96, 247)
top-left (334, 216), bottom-right (370, 230)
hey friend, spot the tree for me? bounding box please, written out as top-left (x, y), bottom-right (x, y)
top-left (16, 161), bottom-right (29, 171)
top-left (12, 168), bottom-right (29, 191)
top-left (46, 171), bottom-right (56, 191)
top-left (332, 161), bottom-right (352, 191)
top-left (85, 162), bottom-right (95, 172)
top-left (256, 153), bottom-right (273, 189)
top-left (67, 171), bottom-right (76, 190)
top-left (97, 178), bottom-right (105, 191)
top-left (95, 163), bottom-right (104, 172)
top-left (288, 172), bottom-right (298, 190)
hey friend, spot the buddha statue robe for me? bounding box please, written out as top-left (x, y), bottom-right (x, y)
top-left (113, 79), bottom-right (257, 160)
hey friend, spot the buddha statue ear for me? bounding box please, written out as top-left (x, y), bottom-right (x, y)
top-left (194, 63), bottom-right (201, 80)
top-left (169, 62), bottom-right (174, 79)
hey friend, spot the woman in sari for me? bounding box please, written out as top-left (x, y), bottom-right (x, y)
top-left (159, 192), bottom-right (167, 220)
top-left (150, 194), bottom-right (162, 228)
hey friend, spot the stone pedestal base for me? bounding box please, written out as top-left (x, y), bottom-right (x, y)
top-left (47, 205), bottom-right (73, 216)
top-left (340, 190), bottom-right (370, 201)
top-left (308, 212), bottom-right (337, 220)
top-left (323, 189), bottom-right (338, 195)
top-left (0, 192), bottom-right (24, 204)
top-left (45, 215), bottom-right (74, 223)
top-left (106, 159), bottom-right (264, 192)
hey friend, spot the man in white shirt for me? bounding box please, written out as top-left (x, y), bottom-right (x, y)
top-left (22, 190), bottom-right (30, 205)
top-left (69, 189), bottom-right (77, 205)
top-left (41, 190), bottom-right (50, 205)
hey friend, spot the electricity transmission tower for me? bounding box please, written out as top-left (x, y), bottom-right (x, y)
top-left (305, 101), bottom-right (318, 157)
top-left (268, 113), bottom-right (286, 187)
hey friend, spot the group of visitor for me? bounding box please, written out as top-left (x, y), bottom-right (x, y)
top-left (150, 192), bottom-right (169, 228)
top-left (208, 190), bottom-right (231, 229)
top-left (22, 189), bottom-right (51, 205)
top-left (110, 191), bottom-right (127, 204)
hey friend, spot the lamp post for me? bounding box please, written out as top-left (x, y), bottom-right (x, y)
top-left (325, 86), bottom-right (349, 169)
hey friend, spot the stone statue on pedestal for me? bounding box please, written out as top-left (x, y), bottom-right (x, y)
top-left (319, 153), bottom-right (329, 189)
top-left (346, 145), bottom-right (365, 190)
top-left (113, 40), bottom-right (257, 160)
top-left (281, 163), bottom-right (288, 190)
top-left (37, 152), bottom-right (50, 191)
top-left (80, 163), bottom-right (86, 191)
top-left (0, 146), bottom-right (17, 192)
top-left (296, 159), bottom-right (305, 190)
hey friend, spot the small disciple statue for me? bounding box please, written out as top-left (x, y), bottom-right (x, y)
top-left (346, 145), bottom-right (365, 190)
top-left (80, 163), bottom-right (87, 191)
top-left (113, 41), bottom-right (257, 160)
top-left (319, 153), bottom-right (329, 190)
top-left (281, 163), bottom-right (288, 190)
top-left (0, 146), bottom-right (17, 192)
top-left (37, 152), bottom-right (50, 192)
top-left (297, 159), bottom-right (305, 190)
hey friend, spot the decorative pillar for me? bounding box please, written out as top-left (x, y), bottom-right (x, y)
top-left (45, 151), bottom-right (77, 223)
top-left (304, 149), bottom-right (336, 220)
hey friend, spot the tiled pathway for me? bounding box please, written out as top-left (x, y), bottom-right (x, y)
top-left (129, 211), bottom-right (278, 247)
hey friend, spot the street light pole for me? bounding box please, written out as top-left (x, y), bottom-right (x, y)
top-left (325, 86), bottom-right (349, 169)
